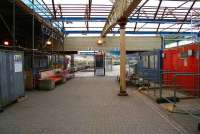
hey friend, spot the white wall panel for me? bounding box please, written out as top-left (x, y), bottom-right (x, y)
top-left (64, 36), bottom-right (162, 51)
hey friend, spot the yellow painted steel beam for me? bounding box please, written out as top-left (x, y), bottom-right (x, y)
top-left (101, 0), bottom-right (142, 37)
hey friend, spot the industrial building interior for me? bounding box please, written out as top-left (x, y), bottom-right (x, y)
top-left (0, 0), bottom-right (200, 134)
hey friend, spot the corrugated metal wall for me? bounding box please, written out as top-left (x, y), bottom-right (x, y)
top-left (0, 50), bottom-right (25, 108)
top-left (163, 43), bottom-right (200, 95)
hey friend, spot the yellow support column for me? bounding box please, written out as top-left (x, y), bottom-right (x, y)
top-left (118, 18), bottom-right (128, 96)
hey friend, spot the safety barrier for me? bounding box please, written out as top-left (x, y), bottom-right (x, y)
top-left (138, 71), bottom-right (200, 131)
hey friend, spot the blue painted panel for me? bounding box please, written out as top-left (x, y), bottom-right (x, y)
top-left (136, 50), bottom-right (162, 84)
top-left (45, 17), bottom-right (200, 24)
top-left (64, 30), bottom-right (198, 35)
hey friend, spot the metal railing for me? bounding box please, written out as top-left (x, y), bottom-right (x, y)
top-left (138, 70), bottom-right (200, 130)
top-left (138, 70), bottom-right (200, 103)
top-left (160, 71), bottom-right (200, 102)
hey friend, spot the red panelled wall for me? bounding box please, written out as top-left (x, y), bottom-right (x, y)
top-left (163, 43), bottom-right (200, 95)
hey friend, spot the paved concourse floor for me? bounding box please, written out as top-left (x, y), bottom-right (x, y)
top-left (0, 77), bottom-right (189, 134)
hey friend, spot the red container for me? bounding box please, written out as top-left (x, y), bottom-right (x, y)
top-left (163, 43), bottom-right (200, 95)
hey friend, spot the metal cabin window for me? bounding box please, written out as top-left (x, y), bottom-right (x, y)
top-left (143, 56), bottom-right (149, 68)
top-left (149, 55), bottom-right (155, 69)
top-left (154, 55), bottom-right (158, 69)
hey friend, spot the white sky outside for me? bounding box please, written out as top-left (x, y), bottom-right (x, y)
top-left (39, 0), bottom-right (200, 36)
top-left (165, 40), bottom-right (194, 48)
top-left (43, 0), bottom-right (112, 4)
